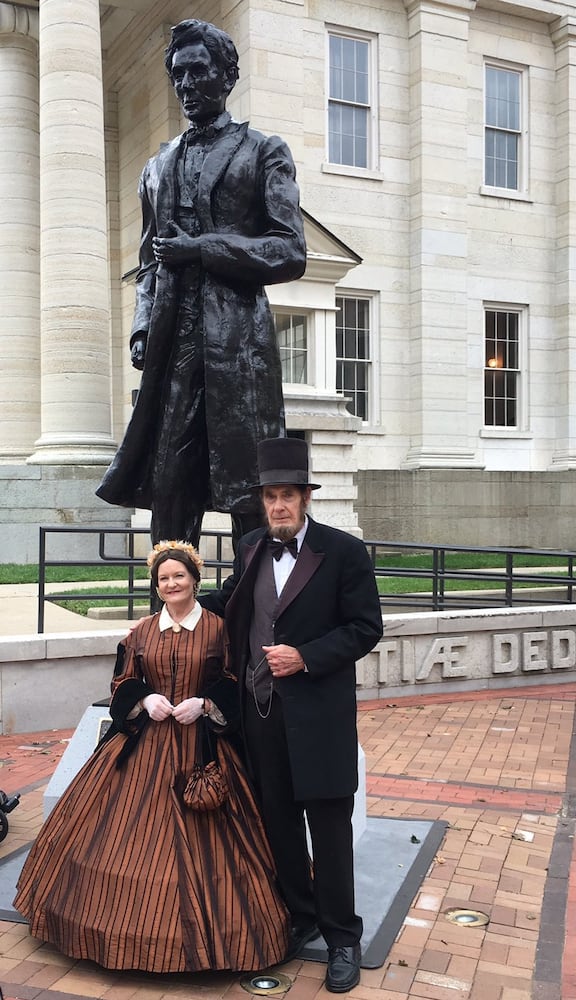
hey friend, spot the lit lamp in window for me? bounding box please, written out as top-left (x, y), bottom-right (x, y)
top-left (487, 356), bottom-right (502, 368)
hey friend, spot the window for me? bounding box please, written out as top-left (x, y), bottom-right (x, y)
top-left (328, 32), bottom-right (372, 168)
top-left (274, 312), bottom-right (308, 384)
top-left (484, 64), bottom-right (523, 190)
top-left (336, 296), bottom-right (371, 420)
top-left (484, 308), bottom-right (521, 427)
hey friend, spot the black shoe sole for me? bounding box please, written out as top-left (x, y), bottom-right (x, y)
top-left (325, 970), bottom-right (361, 993)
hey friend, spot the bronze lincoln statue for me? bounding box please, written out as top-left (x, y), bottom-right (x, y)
top-left (96, 18), bottom-right (306, 548)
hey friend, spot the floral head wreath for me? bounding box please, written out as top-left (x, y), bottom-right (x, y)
top-left (147, 540), bottom-right (204, 581)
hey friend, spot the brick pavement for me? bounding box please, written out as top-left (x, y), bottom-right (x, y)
top-left (1, 682), bottom-right (576, 999)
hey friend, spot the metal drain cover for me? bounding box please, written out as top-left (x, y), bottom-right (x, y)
top-left (445, 908), bottom-right (490, 927)
top-left (240, 972), bottom-right (293, 995)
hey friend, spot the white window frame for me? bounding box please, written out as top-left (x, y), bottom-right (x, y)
top-left (325, 27), bottom-right (378, 174)
top-left (273, 309), bottom-right (311, 387)
top-left (481, 60), bottom-right (529, 199)
top-left (482, 303), bottom-right (528, 434)
top-left (335, 293), bottom-right (376, 423)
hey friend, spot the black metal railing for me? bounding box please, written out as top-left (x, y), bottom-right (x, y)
top-left (36, 526), bottom-right (576, 632)
top-left (37, 526), bottom-right (234, 633)
top-left (364, 539), bottom-right (576, 610)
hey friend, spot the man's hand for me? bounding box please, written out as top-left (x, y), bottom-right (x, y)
top-left (262, 644), bottom-right (305, 677)
top-left (172, 697), bottom-right (205, 725)
top-left (142, 694), bottom-right (174, 721)
top-left (152, 221), bottom-right (201, 267)
top-left (130, 335), bottom-right (147, 371)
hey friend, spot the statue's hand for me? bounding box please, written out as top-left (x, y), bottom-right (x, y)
top-left (152, 221), bottom-right (201, 266)
top-left (131, 335), bottom-right (147, 371)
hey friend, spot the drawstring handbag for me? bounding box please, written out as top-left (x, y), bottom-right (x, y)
top-left (183, 715), bottom-right (229, 812)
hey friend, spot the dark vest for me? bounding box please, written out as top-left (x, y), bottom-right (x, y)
top-left (247, 552), bottom-right (281, 705)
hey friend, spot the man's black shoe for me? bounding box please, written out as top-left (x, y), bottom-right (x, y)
top-left (325, 944), bottom-right (362, 993)
top-left (281, 924), bottom-right (320, 963)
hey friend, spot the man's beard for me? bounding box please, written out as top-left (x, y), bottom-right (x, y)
top-left (273, 524), bottom-right (299, 541)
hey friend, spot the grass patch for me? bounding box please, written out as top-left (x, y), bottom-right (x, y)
top-left (57, 596), bottom-right (150, 616)
top-left (0, 564), bottom-right (150, 585)
top-left (374, 550), bottom-right (569, 570)
top-left (375, 576), bottom-right (568, 596)
top-left (3, 554), bottom-right (572, 613)
top-left (52, 581), bottom-right (217, 616)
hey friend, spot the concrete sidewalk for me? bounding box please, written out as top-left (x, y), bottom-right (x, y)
top-left (0, 584), bottom-right (143, 637)
top-left (2, 682), bottom-right (576, 1000)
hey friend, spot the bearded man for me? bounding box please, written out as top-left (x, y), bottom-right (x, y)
top-left (199, 437), bottom-right (384, 993)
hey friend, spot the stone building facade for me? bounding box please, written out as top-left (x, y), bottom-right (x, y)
top-left (1, 0), bottom-right (576, 560)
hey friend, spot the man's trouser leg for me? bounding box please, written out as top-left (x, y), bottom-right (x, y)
top-left (244, 693), bottom-right (315, 928)
top-left (305, 796), bottom-right (363, 947)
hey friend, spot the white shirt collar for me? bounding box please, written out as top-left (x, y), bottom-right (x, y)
top-left (159, 602), bottom-right (202, 632)
top-left (270, 517), bottom-right (307, 595)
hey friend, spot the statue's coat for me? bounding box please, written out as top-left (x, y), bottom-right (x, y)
top-left (97, 122), bottom-right (306, 513)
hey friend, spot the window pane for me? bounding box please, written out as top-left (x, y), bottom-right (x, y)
top-left (330, 65), bottom-right (341, 101)
top-left (484, 309), bottom-right (520, 427)
top-left (342, 37), bottom-right (356, 71)
top-left (292, 317), bottom-right (306, 350)
top-left (274, 313), bottom-right (308, 384)
top-left (485, 66), bottom-right (521, 190)
top-left (344, 329), bottom-right (356, 358)
top-left (341, 133), bottom-right (355, 167)
top-left (336, 296), bottom-right (371, 419)
top-left (486, 67), bottom-right (520, 129)
top-left (330, 36), bottom-right (369, 104)
top-left (328, 33), bottom-right (370, 167)
top-left (343, 298), bottom-right (356, 327)
top-left (328, 104), bottom-right (342, 162)
top-left (485, 128), bottom-right (518, 189)
top-left (330, 34), bottom-right (342, 67)
top-left (329, 105), bottom-right (368, 167)
top-left (354, 142), bottom-right (367, 169)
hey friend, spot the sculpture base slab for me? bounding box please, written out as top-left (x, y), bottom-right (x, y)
top-left (0, 815), bottom-right (446, 973)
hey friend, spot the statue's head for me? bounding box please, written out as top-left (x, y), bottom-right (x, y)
top-left (165, 20), bottom-right (239, 123)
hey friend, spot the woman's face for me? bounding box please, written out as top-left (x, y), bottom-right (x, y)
top-left (156, 558), bottom-right (197, 610)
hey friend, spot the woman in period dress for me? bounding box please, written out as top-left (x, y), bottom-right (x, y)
top-left (14, 540), bottom-right (289, 973)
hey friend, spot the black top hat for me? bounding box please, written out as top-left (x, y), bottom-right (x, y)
top-left (253, 438), bottom-right (321, 489)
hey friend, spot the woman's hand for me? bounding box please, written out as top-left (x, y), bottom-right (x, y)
top-left (172, 697), bottom-right (205, 725)
top-left (142, 694), bottom-right (174, 721)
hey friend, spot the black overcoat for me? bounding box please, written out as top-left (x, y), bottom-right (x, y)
top-left (200, 518), bottom-right (384, 800)
top-left (96, 121), bottom-right (306, 513)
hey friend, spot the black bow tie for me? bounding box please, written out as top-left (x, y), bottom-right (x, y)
top-left (268, 537), bottom-right (298, 560)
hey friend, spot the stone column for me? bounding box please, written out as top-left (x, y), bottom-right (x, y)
top-left (550, 17), bottom-right (576, 470)
top-left (29, 0), bottom-right (115, 464)
top-left (0, 4), bottom-right (39, 460)
top-left (402, 0), bottom-right (483, 469)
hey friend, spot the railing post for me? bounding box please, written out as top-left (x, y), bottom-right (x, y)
top-left (127, 529), bottom-right (134, 621)
top-left (505, 553), bottom-right (513, 605)
top-left (432, 548), bottom-right (439, 610)
top-left (37, 526), bottom-right (46, 633)
top-left (438, 548), bottom-right (446, 609)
